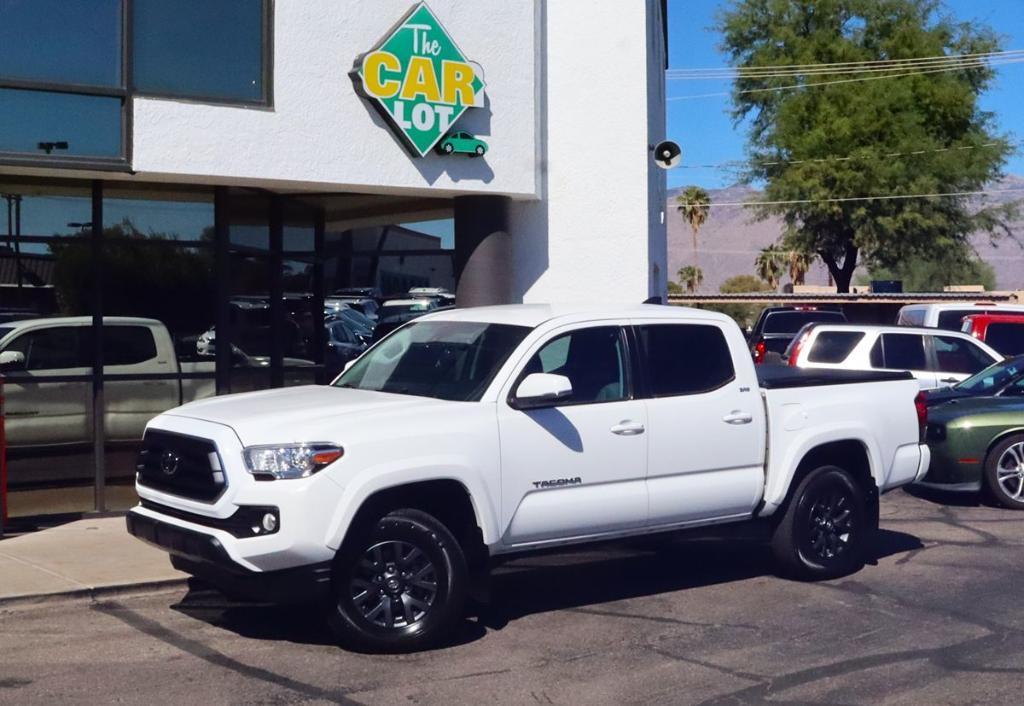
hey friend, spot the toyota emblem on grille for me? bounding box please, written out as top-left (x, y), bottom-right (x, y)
top-left (160, 451), bottom-right (181, 476)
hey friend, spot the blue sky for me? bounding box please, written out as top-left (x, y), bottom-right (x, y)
top-left (666, 0), bottom-right (1024, 190)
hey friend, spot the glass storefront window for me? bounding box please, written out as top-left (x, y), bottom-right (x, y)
top-left (0, 89), bottom-right (123, 159)
top-left (103, 185), bottom-right (215, 243)
top-left (132, 0), bottom-right (267, 103)
top-left (0, 0), bottom-right (122, 87)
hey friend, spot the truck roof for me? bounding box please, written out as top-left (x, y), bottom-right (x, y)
top-left (0, 316), bottom-right (163, 332)
top-left (420, 303), bottom-right (730, 328)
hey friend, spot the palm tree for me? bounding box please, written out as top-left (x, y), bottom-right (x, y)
top-left (787, 250), bottom-right (815, 286)
top-left (675, 186), bottom-right (711, 267)
top-left (677, 265), bottom-right (704, 293)
top-left (755, 245), bottom-right (785, 290)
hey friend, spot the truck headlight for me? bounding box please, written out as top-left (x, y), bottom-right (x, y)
top-left (243, 444), bottom-right (344, 479)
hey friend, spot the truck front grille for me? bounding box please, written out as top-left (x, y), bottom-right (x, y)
top-left (136, 430), bottom-right (227, 502)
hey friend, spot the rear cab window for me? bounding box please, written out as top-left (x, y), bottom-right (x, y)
top-left (637, 324), bottom-right (735, 396)
top-left (806, 331), bottom-right (864, 363)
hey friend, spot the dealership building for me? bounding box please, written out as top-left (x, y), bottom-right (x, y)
top-left (0, 0), bottom-right (668, 519)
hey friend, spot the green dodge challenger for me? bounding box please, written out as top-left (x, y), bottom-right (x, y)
top-left (922, 356), bottom-right (1024, 509)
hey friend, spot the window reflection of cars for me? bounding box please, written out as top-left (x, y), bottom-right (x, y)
top-left (325, 320), bottom-right (369, 379)
top-left (324, 305), bottom-right (375, 339)
top-left (408, 287), bottom-right (456, 309)
top-left (326, 296), bottom-right (380, 322)
top-left (371, 299), bottom-right (438, 342)
top-left (0, 317), bottom-right (199, 450)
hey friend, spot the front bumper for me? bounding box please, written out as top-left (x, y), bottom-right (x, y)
top-left (127, 511), bottom-right (331, 603)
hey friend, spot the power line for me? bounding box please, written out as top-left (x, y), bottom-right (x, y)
top-left (672, 186), bottom-right (1024, 208)
top-left (667, 61), bottom-right (1024, 100)
top-left (666, 49), bottom-right (1024, 78)
top-left (675, 142), bottom-right (1013, 171)
top-left (667, 55), bottom-right (1024, 80)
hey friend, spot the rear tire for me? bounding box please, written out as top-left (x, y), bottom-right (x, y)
top-left (328, 509), bottom-right (468, 652)
top-left (771, 465), bottom-right (868, 580)
top-left (983, 435), bottom-right (1024, 510)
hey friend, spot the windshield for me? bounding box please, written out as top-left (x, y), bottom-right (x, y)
top-left (334, 321), bottom-right (530, 401)
top-left (955, 357), bottom-right (1024, 393)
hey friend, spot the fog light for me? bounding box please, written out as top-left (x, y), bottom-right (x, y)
top-left (261, 512), bottom-right (278, 533)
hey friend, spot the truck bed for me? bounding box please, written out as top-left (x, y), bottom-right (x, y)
top-left (757, 366), bottom-right (914, 389)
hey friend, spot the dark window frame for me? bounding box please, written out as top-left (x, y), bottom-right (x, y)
top-left (0, 0), bottom-right (274, 170)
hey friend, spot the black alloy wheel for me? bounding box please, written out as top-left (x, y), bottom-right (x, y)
top-left (328, 509), bottom-right (467, 652)
top-left (772, 465), bottom-right (868, 580)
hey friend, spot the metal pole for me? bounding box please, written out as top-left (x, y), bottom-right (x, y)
top-left (1, 375), bottom-right (7, 537)
top-left (13, 195), bottom-right (22, 303)
top-left (214, 187), bottom-right (232, 395)
top-left (91, 181), bottom-right (106, 513)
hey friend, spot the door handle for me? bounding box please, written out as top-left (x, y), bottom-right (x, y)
top-left (611, 421), bottom-right (645, 436)
top-left (723, 410), bottom-right (753, 425)
top-left (939, 377), bottom-right (959, 384)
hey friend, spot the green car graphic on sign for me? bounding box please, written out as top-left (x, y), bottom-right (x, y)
top-left (437, 132), bottom-right (488, 156)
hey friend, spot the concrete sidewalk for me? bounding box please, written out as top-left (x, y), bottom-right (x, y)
top-left (0, 516), bottom-right (187, 606)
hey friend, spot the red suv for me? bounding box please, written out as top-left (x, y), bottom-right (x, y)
top-left (961, 314), bottom-right (1024, 357)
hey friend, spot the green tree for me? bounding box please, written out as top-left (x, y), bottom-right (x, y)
top-left (708, 274), bottom-right (777, 328)
top-left (677, 265), bottom-right (705, 293)
top-left (676, 186), bottom-right (712, 266)
top-left (719, 0), bottom-right (1013, 292)
top-left (860, 245), bottom-right (997, 291)
top-left (755, 244), bottom-right (785, 289)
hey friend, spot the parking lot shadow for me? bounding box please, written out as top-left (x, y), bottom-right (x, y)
top-left (170, 529), bottom-right (922, 648)
top-left (902, 484), bottom-right (984, 508)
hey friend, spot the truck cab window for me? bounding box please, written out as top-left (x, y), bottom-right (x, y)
top-left (525, 327), bottom-right (627, 404)
top-left (638, 324), bottom-right (734, 396)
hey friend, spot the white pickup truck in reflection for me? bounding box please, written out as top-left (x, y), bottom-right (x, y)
top-left (0, 317), bottom-right (315, 449)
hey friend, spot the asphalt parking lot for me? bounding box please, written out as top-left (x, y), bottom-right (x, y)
top-left (3, 487), bottom-right (1023, 705)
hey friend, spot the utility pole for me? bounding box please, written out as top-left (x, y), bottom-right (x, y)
top-left (2, 194), bottom-right (23, 307)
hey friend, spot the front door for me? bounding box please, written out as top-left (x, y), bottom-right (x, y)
top-left (497, 325), bottom-right (648, 545)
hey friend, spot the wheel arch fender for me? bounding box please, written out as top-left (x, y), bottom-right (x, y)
top-left (323, 460), bottom-right (498, 551)
top-left (761, 425), bottom-right (882, 517)
top-left (982, 427), bottom-right (1024, 468)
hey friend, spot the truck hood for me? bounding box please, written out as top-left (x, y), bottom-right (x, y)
top-left (163, 385), bottom-right (445, 445)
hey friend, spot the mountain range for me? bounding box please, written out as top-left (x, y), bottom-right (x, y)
top-left (667, 175), bottom-right (1024, 293)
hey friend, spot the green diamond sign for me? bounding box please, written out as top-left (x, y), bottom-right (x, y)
top-left (353, 2), bottom-right (486, 157)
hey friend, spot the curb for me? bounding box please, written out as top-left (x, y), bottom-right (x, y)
top-left (0, 577), bottom-right (189, 610)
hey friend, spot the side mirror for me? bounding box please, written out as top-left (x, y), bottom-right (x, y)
top-left (0, 350), bottom-right (26, 370)
top-left (512, 373), bottom-right (573, 409)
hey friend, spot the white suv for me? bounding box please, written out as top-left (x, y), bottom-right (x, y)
top-left (786, 324), bottom-right (1002, 389)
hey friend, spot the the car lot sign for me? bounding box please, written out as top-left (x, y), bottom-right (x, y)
top-left (354, 2), bottom-right (486, 157)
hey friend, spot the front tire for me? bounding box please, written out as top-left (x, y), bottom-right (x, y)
top-left (328, 509), bottom-right (468, 652)
top-left (984, 435), bottom-right (1024, 510)
top-left (771, 465), bottom-right (868, 580)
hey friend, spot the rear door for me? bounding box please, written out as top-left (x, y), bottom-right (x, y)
top-left (101, 325), bottom-right (179, 441)
top-left (635, 319), bottom-right (766, 525)
top-left (929, 334), bottom-right (1000, 387)
top-left (869, 333), bottom-right (936, 389)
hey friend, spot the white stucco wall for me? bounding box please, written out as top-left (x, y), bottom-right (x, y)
top-left (508, 0), bottom-right (667, 303)
top-left (131, 0), bottom-right (538, 198)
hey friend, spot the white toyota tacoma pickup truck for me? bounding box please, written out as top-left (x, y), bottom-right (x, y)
top-left (127, 304), bottom-right (930, 652)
